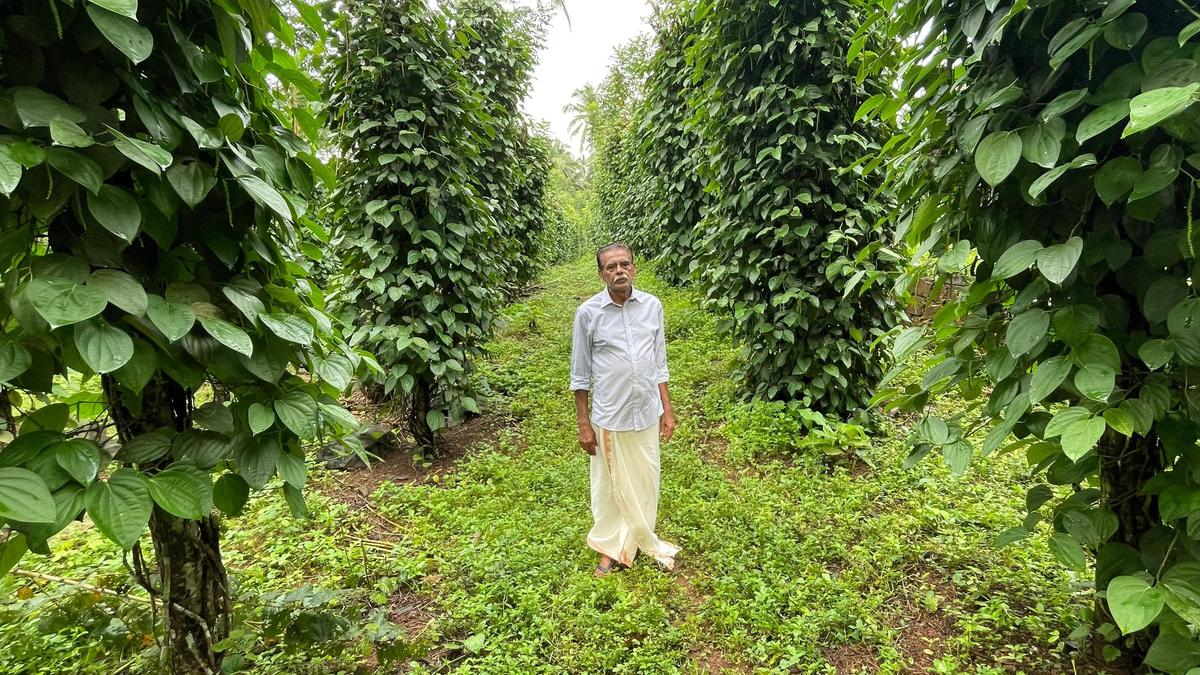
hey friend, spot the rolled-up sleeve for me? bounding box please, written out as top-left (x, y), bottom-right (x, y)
top-left (569, 307), bottom-right (592, 391)
top-left (653, 302), bottom-right (669, 384)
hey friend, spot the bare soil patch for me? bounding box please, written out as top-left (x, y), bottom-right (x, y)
top-left (697, 433), bottom-right (739, 481)
top-left (329, 410), bottom-right (514, 500)
top-left (689, 646), bottom-right (748, 674)
top-left (895, 597), bottom-right (955, 674)
top-left (893, 571), bottom-right (958, 673)
top-left (318, 403), bottom-right (515, 673)
top-left (824, 644), bottom-right (881, 674)
top-left (389, 587), bottom-right (437, 638)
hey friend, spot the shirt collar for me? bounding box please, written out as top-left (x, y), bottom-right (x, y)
top-left (602, 287), bottom-right (642, 307)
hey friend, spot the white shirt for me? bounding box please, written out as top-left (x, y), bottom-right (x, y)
top-left (570, 287), bottom-right (669, 432)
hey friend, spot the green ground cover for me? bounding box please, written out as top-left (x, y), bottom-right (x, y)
top-left (2, 258), bottom-right (1094, 673)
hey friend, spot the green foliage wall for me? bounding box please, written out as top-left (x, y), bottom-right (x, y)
top-left (454, 0), bottom-right (553, 297)
top-left (633, 12), bottom-right (705, 286)
top-left (584, 40), bottom-right (652, 253)
top-left (327, 0), bottom-right (549, 442)
top-left (0, 1), bottom-right (364, 662)
top-left (592, 0), bottom-right (900, 417)
top-left (504, 131), bottom-right (554, 294)
top-left (591, 113), bottom-right (652, 252)
top-left (863, 0), bottom-right (1200, 666)
top-left (541, 140), bottom-right (590, 265)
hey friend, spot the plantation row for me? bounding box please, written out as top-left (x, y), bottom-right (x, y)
top-left (584, 0), bottom-right (1200, 671)
top-left (2, 0), bottom-right (1200, 671)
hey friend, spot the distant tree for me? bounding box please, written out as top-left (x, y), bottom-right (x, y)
top-left (565, 85), bottom-right (602, 155)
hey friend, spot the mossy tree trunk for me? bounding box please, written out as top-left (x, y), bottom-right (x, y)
top-left (409, 379), bottom-right (436, 453)
top-left (148, 509), bottom-right (231, 674)
top-left (104, 374), bottom-right (231, 674)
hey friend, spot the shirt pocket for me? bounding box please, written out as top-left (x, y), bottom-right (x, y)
top-left (630, 324), bottom-right (657, 358)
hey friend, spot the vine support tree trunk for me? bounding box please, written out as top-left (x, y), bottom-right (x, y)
top-left (409, 379), bottom-right (436, 453)
top-left (103, 374), bottom-right (231, 674)
top-left (1096, 427), bottom-right (1162, 664)
top-left (148, 509), bottom-right (230, 674)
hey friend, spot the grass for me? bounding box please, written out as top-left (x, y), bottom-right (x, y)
top-left (0, 257), bottom-right (1095, 673)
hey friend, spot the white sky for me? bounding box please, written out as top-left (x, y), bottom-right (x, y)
top-left (518, 0), bottom-right (653, 154)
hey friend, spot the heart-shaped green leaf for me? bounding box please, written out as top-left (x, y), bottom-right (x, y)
top-left (148, 464), bottom-right (212, 520)
top-left (0, 468), bottom-right (57, 523)
top-left (85, 468), bottom-right (152, 549)
top-left (213, 473), bottom-right (250, 516)
top-left (0, 339), bottom-right (32, 384)
top-left (275, 391), bottom-right (318, 440)
top-left (54, 439), bottom-right (103, 485)
top-left (87, 5), bottom-right (153, 64)
top-left (1035, 236), bottom-right (1083, 285)
top-left (87, 185), bottom-right (141, 242)
top-left (26, 279), bottom-right (108, 328)
top-left (975, 130), bottom-right (1023, 186)
top-left (88, 0), bottom-right (138, 20)
top-left (1108, 576), bottom-right (1165, 634)
top-left (146, 295), bottom-right (196, 342)
top-left (1077, 99), bottom-right (1130, 143)
top-left (236, 437), bottom-right (280, 489)
top-left (166, 159), bottom-right (216, 208)
top-left (1007, 308), bottom-right (1049, 357)
top-left (75, 321), bottom-right (135, 374)
top-left (248, 403), bottom-right (274, 435)
top-left (86, 269), bottom-right (147, 317)
top-left (197, 315), bottom-right (254, 357)
top-left (1125, 84), bottom-right (1200, 137)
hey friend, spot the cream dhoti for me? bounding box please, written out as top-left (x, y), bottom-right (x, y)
top-left (587, 422), bottom-right (679, 569)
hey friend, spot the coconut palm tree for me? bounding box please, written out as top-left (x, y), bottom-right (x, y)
top-left (563, 84), bottom-right (601, 155)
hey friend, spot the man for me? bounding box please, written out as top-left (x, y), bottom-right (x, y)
top-left (570, 243), bottom-right (679, 577)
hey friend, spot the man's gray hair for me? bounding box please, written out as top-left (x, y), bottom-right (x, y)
top-left (596, 243), bottom-right (634, 269)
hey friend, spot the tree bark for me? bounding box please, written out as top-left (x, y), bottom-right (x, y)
top-left (148, 509), bottom-right (230, 675)
top-left (409, 379), bottom-right (436, 453)
top-left (103, 374), bottom-right (230, 674)
top-left (209, 380), bottom-right (229, 404)
top-left (0, 387), bottom-right (14, 431)
top-left (1096, 426), bottom-right (1161, 666)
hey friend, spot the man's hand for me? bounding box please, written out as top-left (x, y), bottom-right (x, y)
top-left (660, 411), bottom-right (676, 443)
top-left (579, 425), bottom-right (597, 455)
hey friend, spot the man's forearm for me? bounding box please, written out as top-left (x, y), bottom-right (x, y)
top-left (658, 382), bottom-right (673, 416)
top-left (574, 389), bottom-right (590, 428)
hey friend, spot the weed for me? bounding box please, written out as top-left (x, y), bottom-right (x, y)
top-left (0, 258), bottom-right (1095, 673)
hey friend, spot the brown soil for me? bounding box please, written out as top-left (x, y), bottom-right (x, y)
top-left (689, 647), bottom-right (747, 674)
top-left (894, 571), bottom-right (958, 673)
top-left (697, 432), bottom-right (739, 481)
top-left (822, 591), bottom-right (954, 675)
top-left (329, 412), bottom-right (513, 500)
top-left (824, 644), bottom-right (882, 674)
top-left (320, 400), bottom-right (516, 674)
top-left (818, 565), bottom-right (963, 674)
top-left (894, 597), bottom-right (956, 674)
top-left (389, 587), bottom-right (437, 637)
top-left (846, 456), bottom-right (873, 478)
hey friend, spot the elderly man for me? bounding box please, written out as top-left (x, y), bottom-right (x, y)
top-left (570, 243), bottom-right (679, 577)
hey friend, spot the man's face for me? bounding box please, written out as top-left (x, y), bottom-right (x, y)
top-left (598, 249), bottom-right (636, 295)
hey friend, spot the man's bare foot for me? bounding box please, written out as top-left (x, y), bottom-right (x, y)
top-left (594, 555), bottom-right (617, 577)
